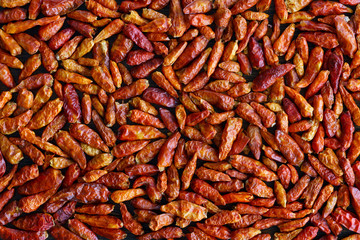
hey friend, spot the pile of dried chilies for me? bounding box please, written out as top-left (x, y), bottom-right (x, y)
top-left (1, 0), bottom-right (360, 239)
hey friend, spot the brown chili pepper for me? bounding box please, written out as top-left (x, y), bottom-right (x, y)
top-left (0, 225), bottom-right (47, 240)
top-left (174, 35), bottom-right (209, 70)
top-left (0, 8), bottom-right (27, 23)
top-left (53, 131), bottom-right (85, 168)
top-left (253, 63), bottom-right (294, 91)
top-left (308, 154), bottom-right (342, 186)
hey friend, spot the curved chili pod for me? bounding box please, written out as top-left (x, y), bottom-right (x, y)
top-left (253, 63), bottom-right (295, 91)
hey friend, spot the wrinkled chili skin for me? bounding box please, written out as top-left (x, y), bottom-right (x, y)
top-left (248, 37), bottom-right (265, 69)
top-left (252, 63), bottom-right (295, 91)
top-left (123, 23), bottom-right (153, 52)
top-left (63, 83), bottom-right (81, 123)
top-left (325, 52), bottom-right (343, 94)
